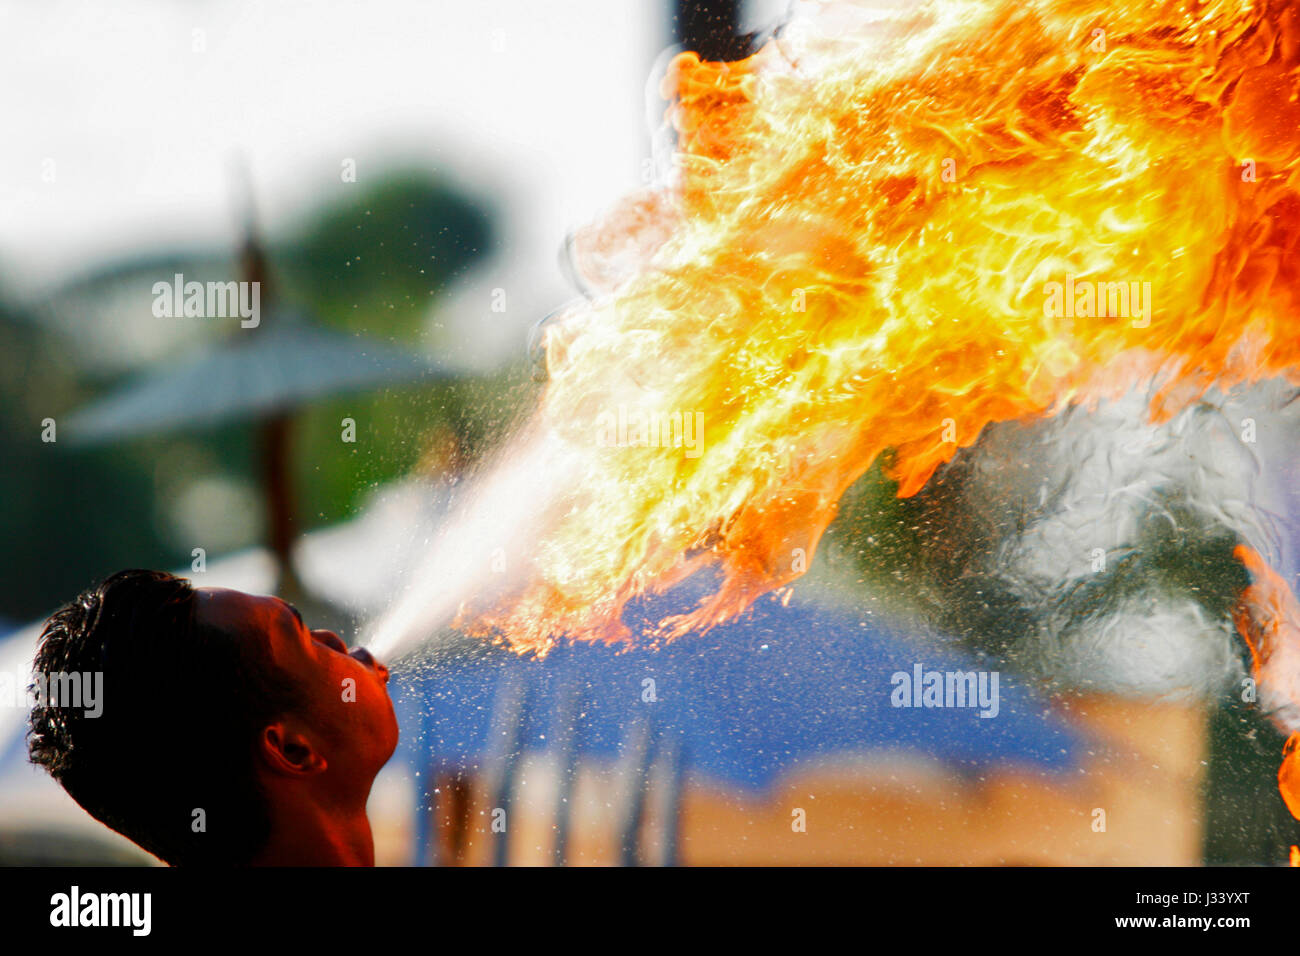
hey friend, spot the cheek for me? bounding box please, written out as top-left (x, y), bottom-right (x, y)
top-left (310, 664), bottom-right (371, 731)
top-left (335, 666), bottom-right (397, 735)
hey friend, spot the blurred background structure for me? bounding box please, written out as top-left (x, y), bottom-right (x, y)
top-left (0, 0), bottom-right (1297, 865)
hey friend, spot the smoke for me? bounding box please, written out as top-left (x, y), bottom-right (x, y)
top-left (906, 379), bottom-right (1300, 701)
top-left (365, 427), bottom-right (581, 660)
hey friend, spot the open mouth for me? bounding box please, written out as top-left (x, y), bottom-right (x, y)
top-left (349, 646), bottom-right (389, 682)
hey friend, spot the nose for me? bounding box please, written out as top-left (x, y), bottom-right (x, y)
top-left (350, 645), bottom-right (389, 681)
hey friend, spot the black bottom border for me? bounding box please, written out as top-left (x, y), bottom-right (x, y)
top-left (0, 864), bottom-right (1289, 942)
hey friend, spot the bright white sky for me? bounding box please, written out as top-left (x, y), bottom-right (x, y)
top-left (0, 0), bottom-right (674, 364)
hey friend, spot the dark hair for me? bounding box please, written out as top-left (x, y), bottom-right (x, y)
top-left (27, 570), bottom-right (304, 866)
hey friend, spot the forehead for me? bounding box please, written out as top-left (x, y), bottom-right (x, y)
top-left (193, 588), bottom-right (300, 661)
top-left (194, 587), bottom-right (289, 626)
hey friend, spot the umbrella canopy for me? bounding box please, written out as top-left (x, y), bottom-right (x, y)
top-left (64, 308), bottom-right (451, 444)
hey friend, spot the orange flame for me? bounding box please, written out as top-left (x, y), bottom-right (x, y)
top-left (1233, 545), bottom-right (1300, 820)
top-left (475, 0), bottom-right (1300, 653)
top-left (1283, 734), bottom-right (1300, 819)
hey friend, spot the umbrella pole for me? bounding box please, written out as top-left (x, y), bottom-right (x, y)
top-left (486, 681), bottom-right (527, 867)
top-left (660, 736), bottom-right (684, 867)
top-left (238, 186), bottom-right (301, 599)
top-left (261, 412), bottom-right (302, 599)
top-left (618, 719), bottom-right (654, 866)
top-left (550, 683), bottom-right (582, 866)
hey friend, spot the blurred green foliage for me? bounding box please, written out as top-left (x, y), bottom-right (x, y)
top-left (277, 170), bottom-right (492, 332)
top-left (0, 308), bottom-right (170, 624)
top-left (271, 169), bottom-right (509, 527)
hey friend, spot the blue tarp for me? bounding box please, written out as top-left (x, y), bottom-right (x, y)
top-left (393, 582), bottom-right (1081, 792)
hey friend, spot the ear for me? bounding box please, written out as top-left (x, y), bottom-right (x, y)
top-left (258, 721), bottom-right (328, 777)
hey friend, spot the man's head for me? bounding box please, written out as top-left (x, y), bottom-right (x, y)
top-left (28, 570), bottom-right (398, 866)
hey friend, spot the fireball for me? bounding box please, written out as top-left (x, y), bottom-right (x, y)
top-left (477, 0), bottom-right (1300, 660)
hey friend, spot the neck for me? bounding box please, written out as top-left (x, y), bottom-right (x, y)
top-left (251, 783), bottom-right (376, 866)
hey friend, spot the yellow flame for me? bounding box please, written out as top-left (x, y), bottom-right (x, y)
top-left (473, 0), bottom-right (1300, 653)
